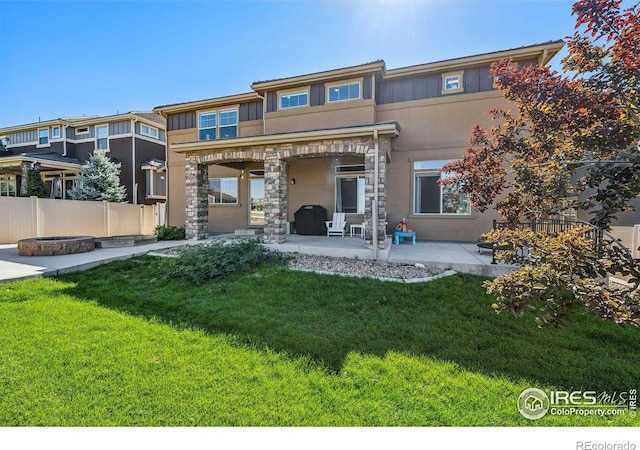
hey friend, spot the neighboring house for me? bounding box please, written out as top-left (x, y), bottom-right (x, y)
top-left (0, 112), bottom-right (167, 204)
top-left (154, 41), bottom-right (564, 248)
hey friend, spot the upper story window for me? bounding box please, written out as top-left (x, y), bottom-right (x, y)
top-left (96, 125), bottom-right (109, 150)
top-left (218, 110), bottom-right (238, 139)
top-left (140, 124), bottom-right (159, 138)
top-left (279, 91), bottom-right (308, 109)
top-left (199, 112), bottom-right (216, 141)
top-left (199, 109), bottom-right (238, 141)
top-left (75, 127), bottom-right (89, 135)
top-left (52, 126), bottom-right (61, 139)
top-left (327, 81), bottom-right (361, 103)
top-left (38, 128), bottom-right (49, 146)
top-left (442, 71), bottom-right (464, 94)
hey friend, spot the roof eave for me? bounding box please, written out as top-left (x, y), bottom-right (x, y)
top-left (0, 119), bottom-right (70, 134)
top-left (250, 61), bottom-right (386, 92)
top-left (0, 155), bottom-right (82, 170)
top-left (384, 40), bottom-right (565, 79)
top-left (171, 122), bottom-right (400, 154)
top-left (154, 92), bottom-right (262, 116)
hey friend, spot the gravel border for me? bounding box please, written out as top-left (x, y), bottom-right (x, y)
top-left (150, 245), bottom-right (455, 283)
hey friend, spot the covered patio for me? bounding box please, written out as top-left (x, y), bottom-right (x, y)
top-left (0, 152), bottom-right (82, 198)
top-left (173, 122), bottom-right (400, 251)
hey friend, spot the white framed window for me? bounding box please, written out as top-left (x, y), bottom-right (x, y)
top-left (75, 126), bottom-right (89, 135)
top-left (413, 160), bottom-right (470, 215)
top-left (145, 169), bottom-right (166, 199)
top-left (96, 125), bottom-right (109, 150)
top-left (140, 123), bottom-right (159, 138)
top-left (327, 80), bottom-right (361, 103)
top-left (38, 128), bottom-right (49, 146)
top-left (441, 71), bottom-right (464, 94)
top-left (198, 109), bottom-right (237, 141)
top-left (0, 175), bottom-right (17, 197)
top-left (335, 165), bottom-right (365, 214)
top-left (218, 109), bottom-right (238, 139)
top-left (208, 177), bottom-right (239, 204)
top-left (199, 111), bottom-right (216, 141)
top-left (52, 126), bottom-right (61, 139)
top-left (279, 90), bottom-right (309, 109)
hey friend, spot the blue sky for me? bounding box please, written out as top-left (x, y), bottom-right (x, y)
top-left (0, 0), bottom-right (580, 128)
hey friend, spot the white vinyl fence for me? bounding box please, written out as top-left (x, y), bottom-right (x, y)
top-left (0, 196), bottom-right (161, 244)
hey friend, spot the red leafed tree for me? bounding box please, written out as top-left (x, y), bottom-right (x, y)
top-left (442, 0), bottom-right (640, 327)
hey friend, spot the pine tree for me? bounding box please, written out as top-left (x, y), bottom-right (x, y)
top-left (25, 167), bottom-right (48, 198)
top-left (69, 150), bottom-right (127, 203)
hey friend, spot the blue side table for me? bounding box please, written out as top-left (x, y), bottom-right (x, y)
top-left (393, 230), bottom-right (416, 245)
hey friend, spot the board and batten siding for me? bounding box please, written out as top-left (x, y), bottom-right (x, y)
top-left (8, 129), bottom-right (38, 145)
top-left (239, 101), bottom-right (263, 122)
top-left (377, 65), bottom-right (495, 105)
top-left (166, 112), bottom-right (197, 131)
top-left (109, 120), bottom-right (131, 136)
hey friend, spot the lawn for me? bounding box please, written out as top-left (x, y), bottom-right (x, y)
top-left (0, 255), bottom-right (639, 426)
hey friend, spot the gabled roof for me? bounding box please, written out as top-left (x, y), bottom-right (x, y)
top-left (250, 60), bottom-right (386, 91)
top-left (0, 111), bottom-right (165, 134)
top-left (153, 40), bottom-right (564, 115)
top-left (154, 92), bottom-right (262, 115)
top-left (384, 40), bottom-right (565, 79)
top-left (0, 151), bottom-right (82, 171)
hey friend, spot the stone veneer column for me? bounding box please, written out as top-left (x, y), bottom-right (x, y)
top-left (364, 138), bottom-right (388, 250)
top-left (263, 151), bottom-right (287, 244)
top-left (20, 161), bottom-right (30, 197)
top-left (184, 157), bottom-right (209, 240)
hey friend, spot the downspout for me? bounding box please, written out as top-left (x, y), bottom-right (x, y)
top-left (373, 129), bottom-right (379, 260)
top-left (539, 48), bottom-right (548, 65)
top-left (62, 124), bottom-right (69, 156)
top-left (255, 91), bottom-right (267, 135)
top-left (131, 118), bottom-right (138, 204)
top-left (159, 111), bottom-right (169, 227)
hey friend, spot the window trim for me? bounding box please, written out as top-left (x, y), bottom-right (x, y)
top-left (441, 70), bottom-right (464, 95)
top-left (0, 175), bottom-right (17, 197)
top-left (412, 160), bottom-right (471, 216)
top-left (277, 88), bottom-right (310, 110)
top-left (140, 123), bottom-right (159, 138)
top-left (217, 108), bottom-right (238, 140)
top-left (326, 78), bottom-right (363, 103)
top-left (198, 108), bottom-right (238, 141)
top-left (208, 176), bottom-right (239, 205)
top-left (198, 110), bottom-right (217, 141)
top-left (75, 126), bottom-right (90, 135)
top-left (51, 126), bottom-right (61, 139)
top-left (335, 165), bottom-right (366, 215)
top-left (144, 167), bottom-right (166, 199)
top-left (95, 124), bottom-right (109, 151)
top-left (37, 128), bottom-right (50, 147)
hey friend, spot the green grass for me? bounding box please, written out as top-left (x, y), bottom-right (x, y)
top-left (0, 255), bottom-right (639, 426)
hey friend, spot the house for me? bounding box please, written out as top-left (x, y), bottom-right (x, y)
top-left (154, 41), bottom-right (565, 248)
top-left (0, 112), bottom-right (167, 204)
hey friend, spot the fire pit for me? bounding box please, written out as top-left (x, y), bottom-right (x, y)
top-left (18, 236), bottom-right (96, 256)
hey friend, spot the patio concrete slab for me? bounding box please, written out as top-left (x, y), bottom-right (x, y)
top-left (0, 234), bottom-right (516, 282)
top-left (388, 241), bottom-right (516, 277)
top-left (0, 240), bottom-right (194, 282)
top-left (263, 234), bottom-right (391, 260)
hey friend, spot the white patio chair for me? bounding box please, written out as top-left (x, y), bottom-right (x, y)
top-left (325, 212), bottom-right (347, 237)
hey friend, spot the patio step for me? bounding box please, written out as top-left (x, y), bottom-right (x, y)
top-left (95, 235), bottom-right (158, 248)
top-left (234, 229), bottom-right (264, 236)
